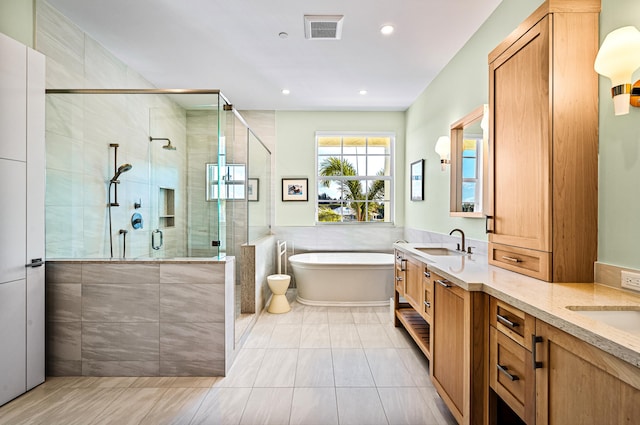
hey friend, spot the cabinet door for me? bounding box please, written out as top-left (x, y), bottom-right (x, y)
top-left (26, 48), bottom-right (46, 390)
top-left (535, 321), bottom-right (640, 424)
top-left (403, 256), bottom-right (422, 312)
top-left (432, 275), bottom-right (465, 423)
top-left (489, 16), bottom-right (551, 252)
top-left (0, 33), bottom-right (27, 162)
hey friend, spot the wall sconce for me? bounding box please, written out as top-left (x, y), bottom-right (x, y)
top-left (435, 136), bottom-right (450, 171)
top-left (594, 26), bottom-right (640, 116)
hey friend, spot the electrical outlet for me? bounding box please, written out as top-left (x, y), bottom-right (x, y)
top-left (621, 270), bottom-right (640, 292)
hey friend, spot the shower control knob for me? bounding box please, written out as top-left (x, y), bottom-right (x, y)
top-left (131, 212), bottom-right (143, 229)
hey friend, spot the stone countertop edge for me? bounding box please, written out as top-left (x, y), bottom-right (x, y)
top-left (393, 242), bottom-right (640, 368)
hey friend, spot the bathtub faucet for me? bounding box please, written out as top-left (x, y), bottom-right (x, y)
top-left (449, 228), bottom-right (466, 252)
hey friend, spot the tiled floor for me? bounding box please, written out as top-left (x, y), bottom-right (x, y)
top-left (0, 290), bottom-right (456, 425)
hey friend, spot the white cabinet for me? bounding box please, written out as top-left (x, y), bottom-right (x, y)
top-left (0, 32), bottom-right (45, 406)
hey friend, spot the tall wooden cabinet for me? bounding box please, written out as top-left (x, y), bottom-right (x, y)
top-left (486, 0), bottom-right (600, 282)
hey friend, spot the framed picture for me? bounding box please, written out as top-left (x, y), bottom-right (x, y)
top-left (247, 178), bottom-right (259, 202)
top-left (282, 178), bottom-right (308, 201)
top-left (410, 159), bottom-right (425, 201)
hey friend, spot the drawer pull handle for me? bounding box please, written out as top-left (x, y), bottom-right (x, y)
top-left (532, 335), bottom-right (543, 369)
top-left (424, 271), bottom-right (431, 278)
top-left (396, 276), bottom-right (403, 281)
top-left (502, 255), bottom-right (522, 263)
top-left (497, 314), bottom-right (519, 328)
top-left (436, 279), bottom-right (451, 288)
top-left (485, 215), bottom-right (493, 234)
top-left (423, 301), bottom-right (431, 308)
top-left (497, 364), bottom-right (519, 381)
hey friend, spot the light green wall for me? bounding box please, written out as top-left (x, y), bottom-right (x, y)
top-left (598, 0), bottom-right (640, 269)
top-left (0, 0), bottom-right (34, 47)
top-left (275, 111), bottom-right (406, 226)
top-left (406, 0), bottom-right (640, 270)
top-left (404, 0), bottom-right (543, 242)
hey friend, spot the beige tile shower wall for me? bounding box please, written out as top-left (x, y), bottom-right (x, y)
top-left (38, 0), bottom-right (188, 259)
top-left (45, 260), bottom-right (232, 377)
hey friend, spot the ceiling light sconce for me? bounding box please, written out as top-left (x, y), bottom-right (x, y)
top-left (594, 26), bottom-right (640, 115)
top-left (434, 136), bottom-right (451, 171)
top-left (359, 90), bottom-right (368, 95)
top-left (281, 89), bottom-right (290, 95)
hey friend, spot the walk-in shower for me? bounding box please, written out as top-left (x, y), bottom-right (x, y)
top-left (45, 88), bottom-right (272, 322)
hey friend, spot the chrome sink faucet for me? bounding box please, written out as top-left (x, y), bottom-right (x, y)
top-left (449, 228), bottom-right (466, 252)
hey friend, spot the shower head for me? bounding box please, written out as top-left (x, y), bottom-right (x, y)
top-left (111, 163), bottom-right (132, 182)
top-left (150, 136), bottom-right (176, 151)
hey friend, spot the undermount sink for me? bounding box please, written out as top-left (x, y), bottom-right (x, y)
top-left (566, 306), bottom-right (640, 336)
top-left (414, 247), bottom-right (464, 256)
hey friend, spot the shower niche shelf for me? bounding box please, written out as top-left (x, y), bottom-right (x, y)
top-left (159, 187), bottom-right (175, 228)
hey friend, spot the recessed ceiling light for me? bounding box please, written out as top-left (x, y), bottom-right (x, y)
top-left (380, 25), bottom-right (394, 35)
top-left (359, 90), bottom-right (368, 95)
top-left (281, 89), bottom-right (291, 95)
top-left (279, 32), bottom-right (289, 39)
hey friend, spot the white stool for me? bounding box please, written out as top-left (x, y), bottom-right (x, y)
top-left (267, 274), bottom-right (291, 314)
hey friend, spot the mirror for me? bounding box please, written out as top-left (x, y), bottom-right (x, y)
top-left (449, 105), bottom-right (488, 217)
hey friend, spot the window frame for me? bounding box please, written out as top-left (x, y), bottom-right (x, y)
top-left (206, 163), bottom-right (247, 201)
top-left (315, 131), bottom-right (395, 224)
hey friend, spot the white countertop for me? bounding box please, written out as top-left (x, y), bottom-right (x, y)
top-left (394, 242), bottom-right (640, 368)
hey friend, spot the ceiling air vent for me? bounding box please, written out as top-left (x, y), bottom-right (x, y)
top-left (304, 15), bottom-right (344, 40)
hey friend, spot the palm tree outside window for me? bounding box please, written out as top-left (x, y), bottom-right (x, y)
top-left (316, 132), bottom-right (394, 223)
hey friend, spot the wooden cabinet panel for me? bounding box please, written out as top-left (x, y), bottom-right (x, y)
top-left (490, 16), bottom-right (551, 254)
top-left (487, 0), bottom-right (599, 282)
top-left (535, 320), bottom-right (640, 424)
top-left (404, 256), bottom-right (423, 313)
top-left (433, 277), bottom-right (465, 421)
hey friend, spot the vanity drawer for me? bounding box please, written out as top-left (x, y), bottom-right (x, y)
top-left (490, 326), bottom-right (534, 423)
top-left (489, 243), bottom-right (551, 281)
top-left (490, 298), bottom-right (535, 349)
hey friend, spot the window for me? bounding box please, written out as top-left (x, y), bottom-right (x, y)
top-left (316, 132), bottom-right (394, 223)
top-left (461, 138), bottom-right (482, 212)
top-left (206, 163), bottom-right (246, 200)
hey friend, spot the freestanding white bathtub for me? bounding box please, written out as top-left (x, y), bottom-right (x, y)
top-left (288, 252), bottom-right (394, 307)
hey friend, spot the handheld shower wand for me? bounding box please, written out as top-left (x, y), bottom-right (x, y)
top-left (108, 144), bottom-right (133, 257)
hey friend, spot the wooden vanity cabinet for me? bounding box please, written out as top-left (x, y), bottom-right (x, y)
top-left (534, 320), bottom-right (640, 424)
top-left (394, 251), bottom-right (431, 359)
top-left (431, 272), bottom-right (487, 425)
top-left (486, 0), bottom-right (600, 282)
top-left (489, 298), bottom-right (535, 424)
